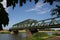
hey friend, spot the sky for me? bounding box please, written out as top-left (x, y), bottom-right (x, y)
top-left (1, 0), bottom-right (60, 30)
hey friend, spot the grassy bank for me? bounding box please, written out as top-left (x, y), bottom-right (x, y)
top-left (0, 30), bottom-right (10, 34)
top-left (26, 32), bottom-right (60, 40)
top-left (0, 32), bottom-right (10, 34)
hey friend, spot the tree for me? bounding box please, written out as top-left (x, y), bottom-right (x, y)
top-left (6, 0), bottom-right (60, 16)
top-left (0, 0), bottom-right (60, 30)
top-left (0, 0), bottom-right (60, 11)
top-left (0, 3), bottom-right (9, 30)
top-left (6, 0), bottom-right (60, 7)
top-left (51, 5), bottom-right (60, 17)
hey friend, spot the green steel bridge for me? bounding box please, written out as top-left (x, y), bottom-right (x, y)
top-left (9, 16), bottom-right (60, 30)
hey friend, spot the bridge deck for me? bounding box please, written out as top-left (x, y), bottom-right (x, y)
top-left (9, 17), bottom-right (60, 30)
top-left (9, 24), bottom-right (60, 30)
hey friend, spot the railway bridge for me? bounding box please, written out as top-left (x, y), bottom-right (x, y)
top-left (9, 16), bottom-right (60, 34)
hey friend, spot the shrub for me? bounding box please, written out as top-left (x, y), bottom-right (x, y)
top-left (26, 32), bottom-right (50, 40)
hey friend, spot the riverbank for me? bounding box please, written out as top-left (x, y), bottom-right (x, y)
top-left (46, 36), bottom-right (60, 40)
top-left (0, 30), bottom-right (60, 34)
top-left (26, 32), bottom-right (55, 40)
top-left (0, 30), bottom-right (26, 34)
top-left (0, 30), bottom-right (60, 40)
top-left (27, 31), bottom-right (60, 40)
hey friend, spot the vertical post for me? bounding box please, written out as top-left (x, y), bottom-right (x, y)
top-left (26, 29), bottom-right (32, 37)
top-left (49, 18), bottom-right (55, 25)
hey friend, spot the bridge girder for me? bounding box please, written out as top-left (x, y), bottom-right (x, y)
top-left (9, 17), bottom-right (60, 30)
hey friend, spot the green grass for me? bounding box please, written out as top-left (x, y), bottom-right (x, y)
top-left (26, 32), bottom-right (55, 40)
top-left (0, 32), bottom-right (10, 34)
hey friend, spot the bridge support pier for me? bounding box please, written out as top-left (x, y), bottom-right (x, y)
top-left (26, 28), bottom-right (38, 37)
top-left (26, 29), bottom-right (38, 37)
top-left (10, 30), bottom-right (19, 34)
top-left (29, 28), bottom-right (38, 34)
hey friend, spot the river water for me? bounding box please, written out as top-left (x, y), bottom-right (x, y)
top-left (0, 33), bottom-right (26, 40)
top-left (0, 32), bottom-right (54, 40)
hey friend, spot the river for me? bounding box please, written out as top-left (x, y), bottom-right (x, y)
top-left (0, 33), bottom-right (26, 40)
top-left (0, 32), bottom-right (55, 40)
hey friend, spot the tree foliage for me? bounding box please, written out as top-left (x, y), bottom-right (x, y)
top-left (6, 0), bottom-right (39, 9)
top-left (0, 0), bottom-right (3, 2)
top-left (6, 0), bottom-right (60, 8)
top-left (6, 0), bottom-right (60, 16)
top-left (0, 3), bottom-right (9, 30)
top-left (51, 5), bottom-right (60, 16)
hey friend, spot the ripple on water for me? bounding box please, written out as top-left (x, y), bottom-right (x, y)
top-left (0, 33), bottom-right (26, 40)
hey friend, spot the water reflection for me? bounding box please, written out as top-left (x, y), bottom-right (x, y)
top-left (46, 32), bottom-right (53, 36)
top-left (0, 32), bottom-right (55, 40)
top-left (0, 33), bottom-right (26, 40)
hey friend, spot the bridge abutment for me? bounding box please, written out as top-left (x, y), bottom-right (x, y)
top-left (26, 28), bottom-right (38, 37)
top-left (29, 28), bottom-right (38, 34)
top-left (10, 30), bottom-right (19, 34)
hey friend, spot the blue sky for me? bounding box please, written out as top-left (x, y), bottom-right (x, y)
top-left (1, 0), bottom-right (60, 29)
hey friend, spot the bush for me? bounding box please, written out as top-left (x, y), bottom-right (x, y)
top-left (53, 32), bottom-right (60, 36)
top-left (26, 32), bottom-right (51, 40)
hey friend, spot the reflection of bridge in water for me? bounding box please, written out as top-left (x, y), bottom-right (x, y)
top-left (9, 16), bottom-right (60, 34)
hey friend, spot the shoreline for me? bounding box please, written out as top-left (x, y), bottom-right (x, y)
top-left (0, 30), bottom-right (60, 34)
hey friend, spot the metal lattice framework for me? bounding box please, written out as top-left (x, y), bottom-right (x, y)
top-left (9, 16), bottom-right (60, 30)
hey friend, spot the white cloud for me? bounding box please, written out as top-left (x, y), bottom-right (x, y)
top-left (26, 2), bottom-right (47, 12)
top-left (1, 0), bottom-right (6, 8)
top-left (1, 0), bottom-right (9, 12)
top-left (37, 9), bottom-right (51, 14)
top-left (26, 2), bottom-right (51, 14)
